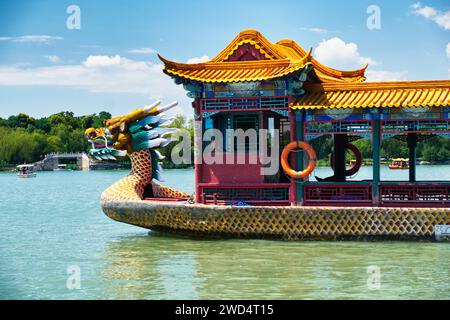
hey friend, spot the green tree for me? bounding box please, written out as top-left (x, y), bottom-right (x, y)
top-left (16, 113), bottom-right (35, 129)
top-left (99, 111), bottom-right (112, 120)
top-left (34, 118), bottom-right (51, 133)
top-left (81, 115), bottom-right (94, 129)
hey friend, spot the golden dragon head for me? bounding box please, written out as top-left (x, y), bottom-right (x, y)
top-left (85, 100), bottom-right (179, 161)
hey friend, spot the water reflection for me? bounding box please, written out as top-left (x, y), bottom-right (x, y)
top-left (102, 233), bottom-right (450, 299)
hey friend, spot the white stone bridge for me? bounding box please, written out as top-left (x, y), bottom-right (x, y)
top-left (34, 152), bottom-right (90, 171)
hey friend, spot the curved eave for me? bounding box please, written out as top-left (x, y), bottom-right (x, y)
top-left (158, 29), bottom-right (367, 84)
top-left (163, 63), bottom-right (310, 83)
top-left (276, 39), bottom-right (367, 83)
top-left (159, 53), bottom-right (312, 83)
top-left (291, 80), bottom-right (450, 110)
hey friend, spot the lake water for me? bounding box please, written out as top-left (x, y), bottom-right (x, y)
top-left (0, 166), bottom-right (449, 299)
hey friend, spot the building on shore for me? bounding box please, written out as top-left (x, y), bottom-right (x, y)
top-left (34, 152), bottom-right (90, 171)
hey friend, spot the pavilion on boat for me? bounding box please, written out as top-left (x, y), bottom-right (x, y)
top-left (159, 29), bottom-right (450, 208)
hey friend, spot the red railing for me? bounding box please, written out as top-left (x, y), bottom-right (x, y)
top-left (380, 183), bottom-right (450, 207)
top-left (195, 182), bottom-right (449, 207)
top-left (303, 183), bottom-right (373, 206)
top-left (198, 183), bottom-right (290, 206)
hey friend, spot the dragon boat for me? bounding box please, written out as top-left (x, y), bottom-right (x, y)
top-left (87, 30), bottom-right (450, 241)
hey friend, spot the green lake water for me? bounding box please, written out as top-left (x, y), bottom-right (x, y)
top-left (0, 166), bottom-right (449, 299)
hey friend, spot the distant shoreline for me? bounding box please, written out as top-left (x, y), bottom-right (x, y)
top-left (1, 163), bottom-right (448, 173)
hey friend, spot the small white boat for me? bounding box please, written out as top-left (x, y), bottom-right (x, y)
top-left (17, 164), bottom-right (37, 178)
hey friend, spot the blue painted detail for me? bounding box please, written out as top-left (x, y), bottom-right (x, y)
top-left (305, 134), bottom-right (323, 141)
top-left (204, 118), bottom-right (213, 130)
top-left (305, 121), bottom-right (372, 134)
top-left (382, 119), bottom-right (450, 133)
top-left (273, 109), bottom-right (289, 117)
top-left (90, 146), bottom-right (114, 157)
top-left (229, 201), bottom-right (253, 207)
top-left (203, 97), bottom-right (288, 111)
top-left (371, 112), bottom-right (381, 120)
top-left (129, 115), bottom-right (161, 133)
top-left (311, 114), bottom-right (366, 122)
top-left (183, 82), bottom-right (202, 98)
top-left (132, 140), bottom-right (152, 152)
top-left (132, 130), bottom-right (154, 143)
top-left (435, 132), bottom-right (450, 139)
top-left (150, 149), bottom-right (161, 181)
top-left (202, 111), bottom-right (219, 119)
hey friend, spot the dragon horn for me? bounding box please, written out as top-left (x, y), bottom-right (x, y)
top-left (143, 100), bottom-right (161, 114)
top-left (157, 101), bottom-right (178, 114)
top-left (123, 101), bottom-right (161, 124)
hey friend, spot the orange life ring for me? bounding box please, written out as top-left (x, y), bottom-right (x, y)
top-left (330, 142), bottom-right (362, 176)
top-left (281, 141), bottom-right (317, 179)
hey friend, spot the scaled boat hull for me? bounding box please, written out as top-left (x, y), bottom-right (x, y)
top-left (102, 199), bottom-right (450, 240)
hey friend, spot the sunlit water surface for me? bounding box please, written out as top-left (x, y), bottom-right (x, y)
top-left (0, 166), bottom-right (449, 299)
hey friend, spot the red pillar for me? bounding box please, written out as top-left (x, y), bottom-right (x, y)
top-left (194, 99), bottom-right (203, 203)
top-left (289, 108), bottom-right (297, 205)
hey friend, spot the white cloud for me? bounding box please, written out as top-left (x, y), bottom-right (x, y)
top-left (446, 43), bottom-right (450, 58)
top-left (186, 55), bottom-right (210, 64)
top-left (314, 37), bottom-right (375, 70)
top-left (365, 70), bottom-right (408, 82)
top-left (0, 55), bottom-right (192, 115)
top-left (82, 55), bottom-right (122, 68)
top-left (45, 55), bottom-right (61, 63)
top-left (411, 3), bottom-right (450, 30)
top-left (129, 48), bottom-right (156, 54)
top-left (313, 37), bottom-right (409, 82)
top-left (300, 27), bottom-right (328, 34)
top-left (0, 35), bottom-right (63, 43)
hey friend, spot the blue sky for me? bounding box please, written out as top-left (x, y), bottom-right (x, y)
top-left (0, 0), bottom-right (449, 118)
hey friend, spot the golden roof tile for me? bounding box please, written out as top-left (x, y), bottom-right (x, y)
top-left (290, 80), bottom-right (450, 110)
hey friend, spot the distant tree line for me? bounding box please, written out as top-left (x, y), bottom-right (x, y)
top-left (0, 111), bottom-right (194, 168)
top-left (0, 112), bottom-right (448, 168)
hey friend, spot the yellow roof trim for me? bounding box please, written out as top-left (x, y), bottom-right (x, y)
top-left (291, 80), bottom-right (450, 110)
top-left (164, 61), bottom-right (312, 83)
